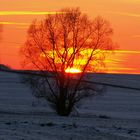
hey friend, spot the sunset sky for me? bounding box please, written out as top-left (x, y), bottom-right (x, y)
top-left (0, 0), bottom-right (140, 74)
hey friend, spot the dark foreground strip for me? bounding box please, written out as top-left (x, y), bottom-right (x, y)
top-left (1, 69), bottom-right (140, 91)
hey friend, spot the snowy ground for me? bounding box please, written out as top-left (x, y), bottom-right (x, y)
top-left (0, 71), bottom-right (140, 140)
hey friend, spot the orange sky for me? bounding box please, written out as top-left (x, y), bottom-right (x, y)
top-left (0, 0), bottom-right (140, 74)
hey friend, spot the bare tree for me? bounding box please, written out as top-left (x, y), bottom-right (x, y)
top-left (21, 8), bottom-right (115, 116)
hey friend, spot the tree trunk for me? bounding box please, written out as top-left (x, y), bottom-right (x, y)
top-left (56, 86), bottom-right (72, 116)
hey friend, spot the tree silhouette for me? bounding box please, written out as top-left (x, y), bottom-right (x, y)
top-left (21, 8), bottom-right (115, 116)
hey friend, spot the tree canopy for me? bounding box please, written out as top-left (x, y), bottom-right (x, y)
top-left (21, 8), bottom-right (115, 116)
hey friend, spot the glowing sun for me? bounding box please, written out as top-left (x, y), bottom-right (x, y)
top-left (65, 68), bottom-right (82, 74)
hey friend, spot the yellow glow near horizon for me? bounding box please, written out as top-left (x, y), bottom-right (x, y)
top-left (65, 68), bottom-right (82, 74)
top-left (0, 11), bottom-right (63, 15)
top-left (0, 21), bottom-right (29, 25)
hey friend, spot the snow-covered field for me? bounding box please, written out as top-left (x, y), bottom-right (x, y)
top-left (0, 71), bottom-right (140, 140)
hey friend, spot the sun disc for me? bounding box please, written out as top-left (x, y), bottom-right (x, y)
top-left (65, 68), bottom-right (82, 74)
